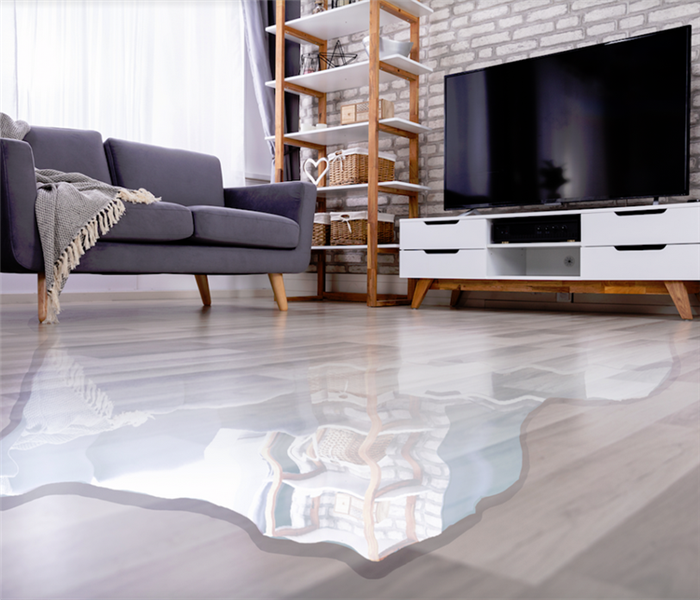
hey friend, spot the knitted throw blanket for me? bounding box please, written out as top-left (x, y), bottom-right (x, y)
top-left (1, 114), bottom-right (160, 323)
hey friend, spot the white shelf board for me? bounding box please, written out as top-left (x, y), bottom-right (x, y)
top-left (487, 242), bottom-right (582, 249)
top-left (315, 181), bottom-right (429, 197)
top-left (267, 118), bottom-right (430, 147)
top-left (312, 244), bottom-right (400, 251)
top-left (265, 0), bottom-right (433, 43)
top-left (265, 56), bottom-right (432, 95)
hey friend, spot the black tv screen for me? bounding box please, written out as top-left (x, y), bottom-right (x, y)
top-left (444, 26), bottom-right (691, 211)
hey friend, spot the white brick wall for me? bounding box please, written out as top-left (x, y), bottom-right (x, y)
top-left (299, 0), bottom-right (700, 276)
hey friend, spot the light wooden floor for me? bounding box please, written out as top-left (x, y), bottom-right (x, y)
top-left (1, 297), bottom-right (698, 599)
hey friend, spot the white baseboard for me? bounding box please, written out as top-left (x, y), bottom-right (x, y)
top-left (0, 288), bottom-right (273, 305)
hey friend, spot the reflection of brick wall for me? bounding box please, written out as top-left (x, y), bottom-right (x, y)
top-left (299, 0), bottom-right (700, 277)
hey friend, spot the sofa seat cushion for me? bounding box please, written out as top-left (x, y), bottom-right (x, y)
top-left (189, 205), bottom-right (299, 249)
top-left (101, 201), bottom-right (194, 242)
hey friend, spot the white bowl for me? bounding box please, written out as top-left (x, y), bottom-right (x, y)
top-left (362, 36), bottom-right (413, 59)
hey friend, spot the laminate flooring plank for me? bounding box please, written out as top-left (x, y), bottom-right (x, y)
top-left (660, 399), bottom-right (699, 428)
top-left (518, 571), bottom-right (647, 599)
top-left (430, 422), bottom-right (698, 585)
top-left (528, 467), bottom-right (699, 599)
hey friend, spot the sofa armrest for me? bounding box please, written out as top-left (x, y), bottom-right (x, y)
top-left (223, 181), bottom-right (316, 224)
top-left (224, 181), bottom-right (317, 252)
top-left (0, 139), bottom-right (43, 272)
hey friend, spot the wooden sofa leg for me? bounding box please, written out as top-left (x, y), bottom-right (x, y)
top-left (38, 272), bottom-right (47, 323)
top-left (194, 274), bottom-right (211, 306)
top-left (268, 273), bottom-right (288, 311)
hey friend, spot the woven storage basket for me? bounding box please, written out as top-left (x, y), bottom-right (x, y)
top-left (312, 213), bottom-right (330, 246)
top-left (328, 148), bottom-right (395, 186)
top-left (317, 427), bottom-right (394, 465)
top-left (330, 211), bottom-right (395, 245)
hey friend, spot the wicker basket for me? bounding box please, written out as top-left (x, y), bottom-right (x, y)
top-left (312, 213), bottom-right (330, 246)
top-left (330, 211), bottom-right (395, 245)
top-left (328, 148), bottom-right (395, 186)
top-left (317, 427), bottom-right (394, 465)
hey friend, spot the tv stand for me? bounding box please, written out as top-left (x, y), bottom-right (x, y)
top-left (400, 204), bottom-right (700, 319)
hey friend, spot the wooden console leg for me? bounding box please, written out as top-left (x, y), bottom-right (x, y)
top-left (665, 281), bottom-right (693, 320)
top-left (194, 274), bottom-right (211, 307)
top-left (38, 272), bottom-right (47, 323)
top-left (268, 273), bottom-right (288, 311)
top-left (450, 289), bottom-right (462, 308)
top-left (411, 279), bottom-right (434, 309)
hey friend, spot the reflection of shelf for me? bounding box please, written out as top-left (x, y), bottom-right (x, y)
top-left (264, 0), bottom-right (433, 42)
top-left (267, 118), bottom-right (430, 147)
top-left (315, 181), bottom-right (429, 197)
top-left (265, 56), bottom-right (433, 95)
top-left (313, 244), bottom-right (400, 251)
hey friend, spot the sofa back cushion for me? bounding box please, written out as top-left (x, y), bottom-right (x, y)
top-left (24, 126), bottom-right (112, 183)
top-left (105, 138), bottom-right (225, 207)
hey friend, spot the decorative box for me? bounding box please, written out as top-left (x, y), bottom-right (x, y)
top-left (340, 99), bottom-right (395, 125)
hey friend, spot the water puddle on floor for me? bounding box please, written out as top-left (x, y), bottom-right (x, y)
top-left (0, 338), bottom-right (676, 562)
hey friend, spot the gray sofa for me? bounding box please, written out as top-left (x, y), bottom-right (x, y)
top-left (0, 126), bottom-right (316, 321)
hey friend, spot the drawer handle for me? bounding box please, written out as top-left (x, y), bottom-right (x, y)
top-left (425, 220), bottom-right (459, 226)
top-left (614, 209), bottom-right (667, 216)
top-left (614, 244), bottom-right (666, 251)
top-left (424, 249), bottom-right (460, 254)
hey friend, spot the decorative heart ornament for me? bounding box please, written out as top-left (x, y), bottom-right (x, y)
top-left (303, 157), bottom-right (330, 186)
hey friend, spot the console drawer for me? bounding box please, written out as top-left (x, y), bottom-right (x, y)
top-left (582, 205), bottom-right (700, 246)
top-left (581, 244), bottom-right (700, 280)
top-left (400, 218), bottom-right (486, 250)
top-left (400, 249), bottom-right (486, 279)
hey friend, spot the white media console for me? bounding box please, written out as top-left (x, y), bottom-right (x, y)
top-left (400, 203), bottom-right (700, 319)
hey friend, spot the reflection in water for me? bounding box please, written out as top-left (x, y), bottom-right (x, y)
top-left (0, 341), bottom-right (674, 561)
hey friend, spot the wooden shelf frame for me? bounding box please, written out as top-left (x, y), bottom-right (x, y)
top-left (273, 0), bottom-right (428, 306)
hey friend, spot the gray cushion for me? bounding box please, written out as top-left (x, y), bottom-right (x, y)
top-left (105, 138), bottom-right (225, 207)
top-left (101, 201), bottom-right (194, 243)
top-left (189, 205), bottom-right (300, 249)
top-left (24, 127), bottom-right (112, 183)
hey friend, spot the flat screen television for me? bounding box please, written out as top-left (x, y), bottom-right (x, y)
top-left (444, 26), bottom-right (691, 212)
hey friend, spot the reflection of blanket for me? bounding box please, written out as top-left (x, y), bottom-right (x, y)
top-left (16, 347), bottom-right (150, 451)
top-left (0, 113), bottom-right (159, 323)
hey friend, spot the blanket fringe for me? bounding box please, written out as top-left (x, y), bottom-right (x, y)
top-left (116, 187), bottom-right (160, 204)
top-left (45, 198), bottom-right (126, 324)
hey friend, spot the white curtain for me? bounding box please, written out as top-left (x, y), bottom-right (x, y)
top-left (0, 0), bottom-right (246, 187)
